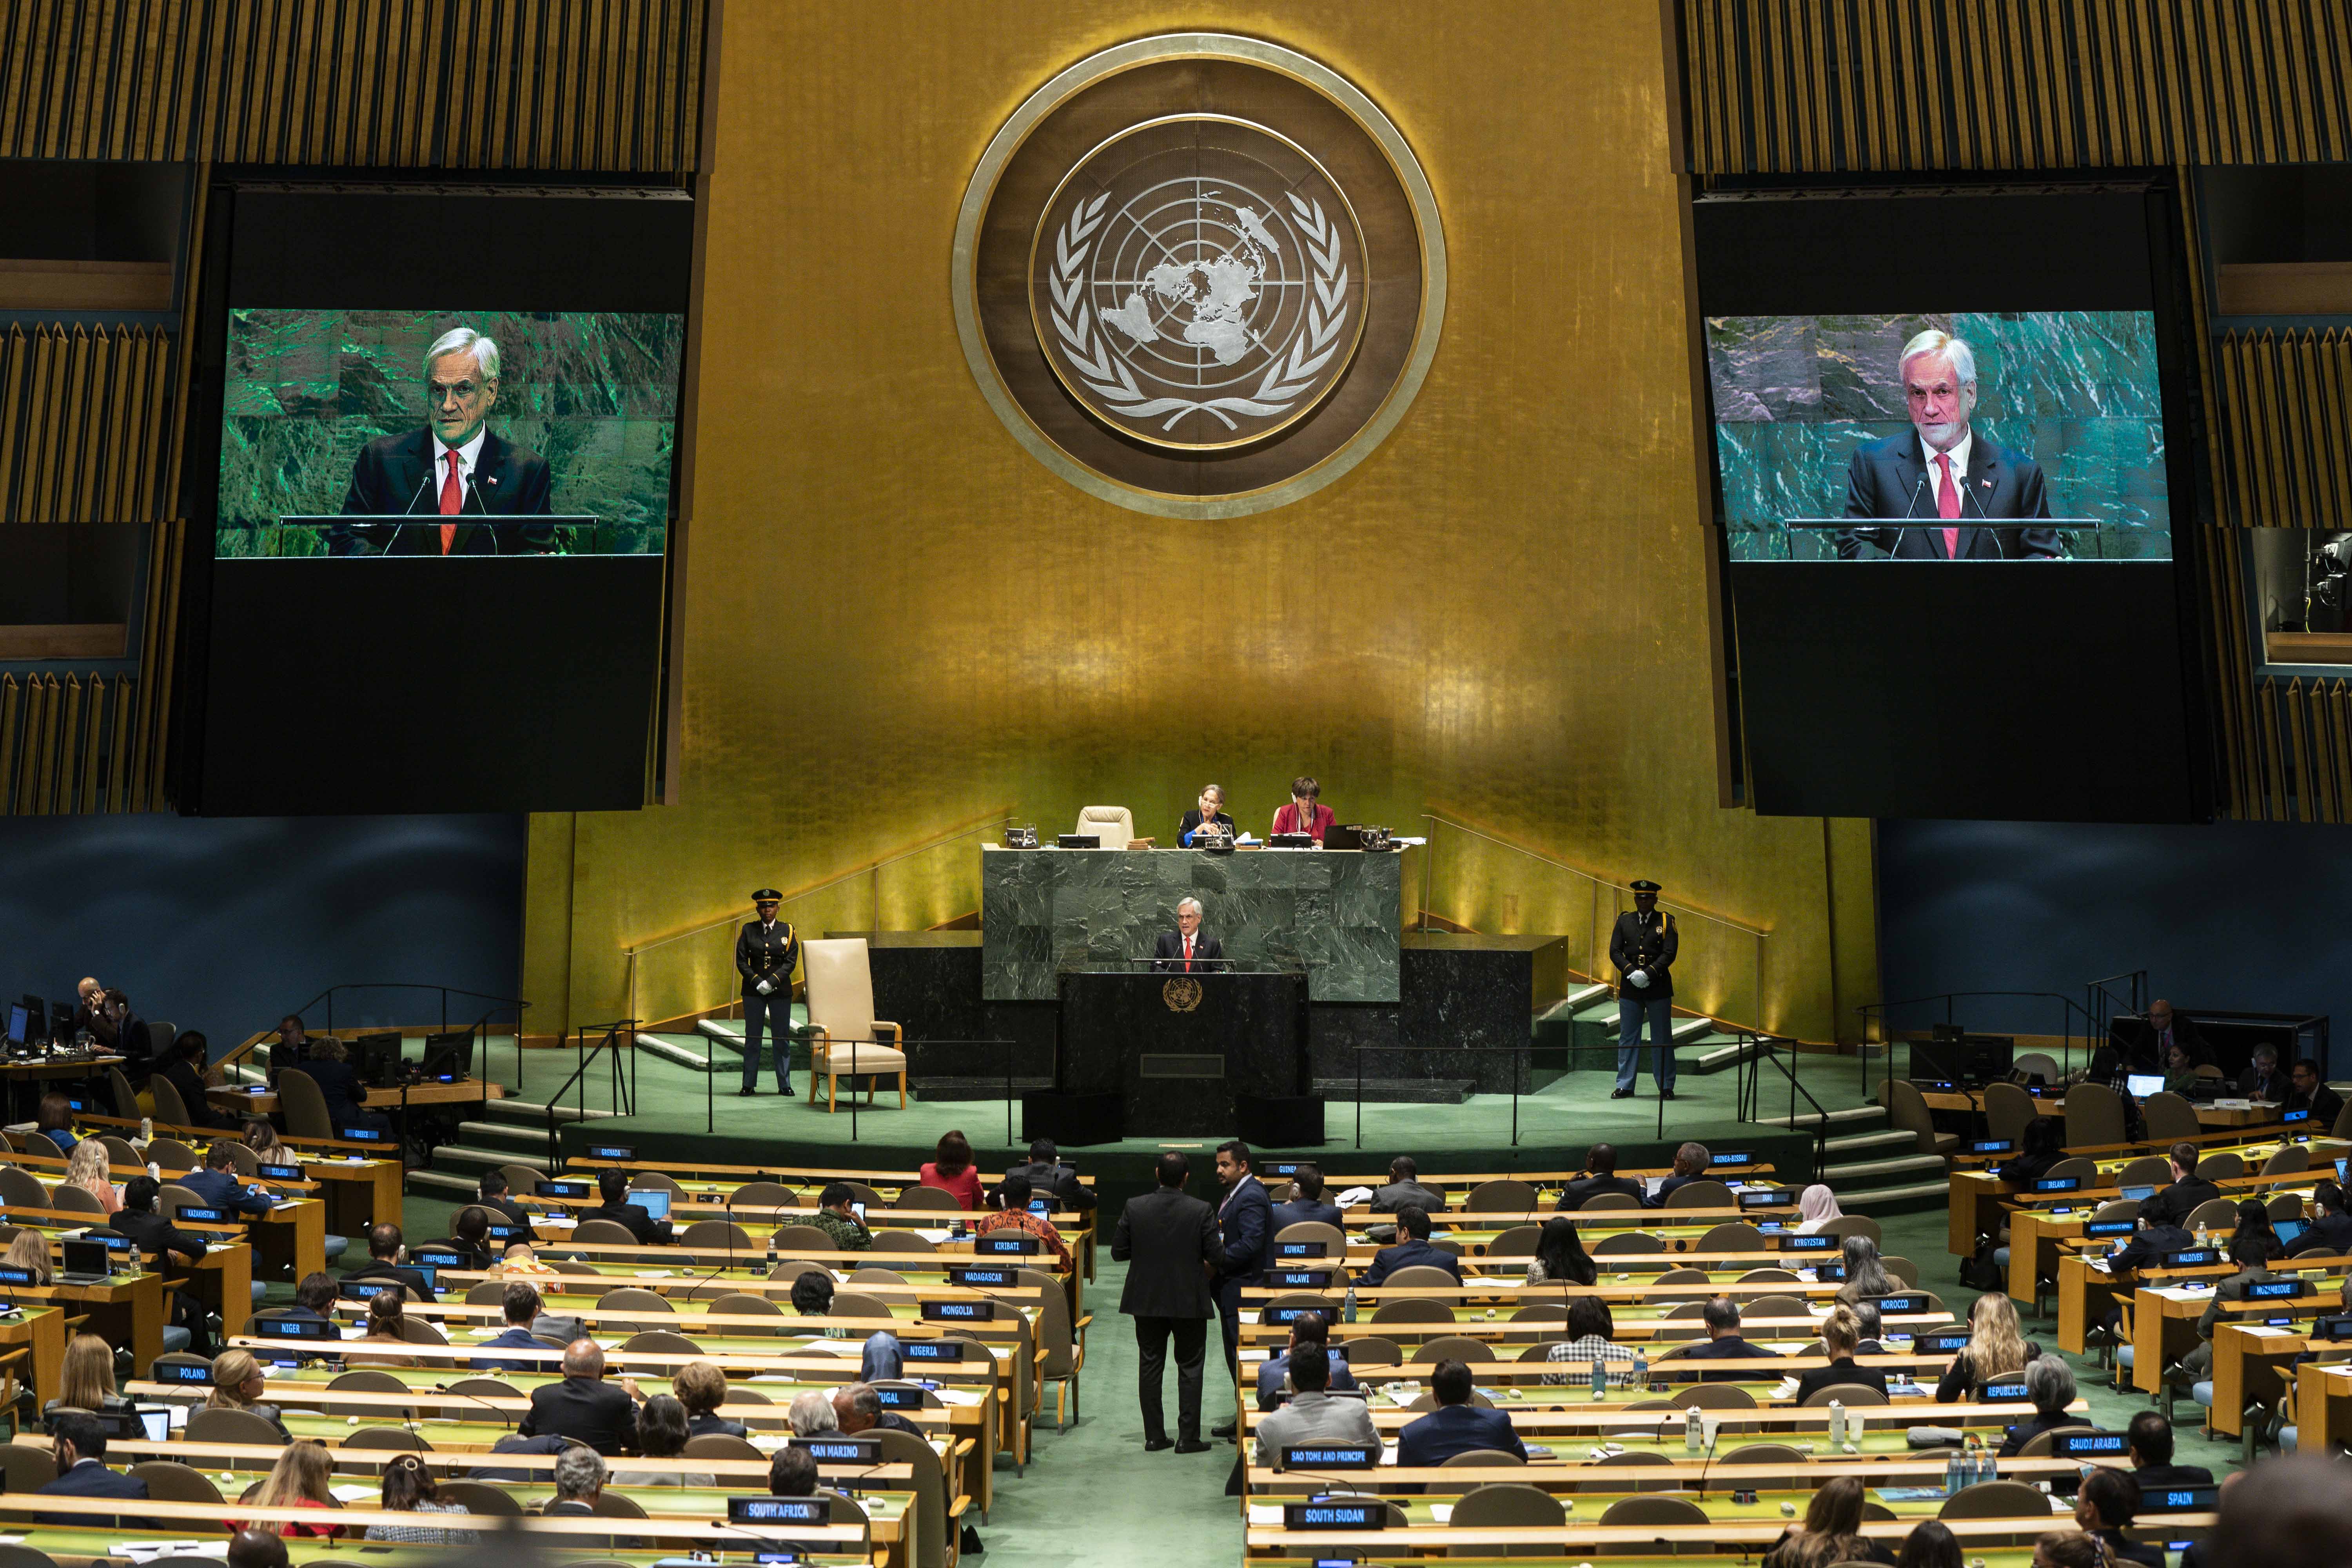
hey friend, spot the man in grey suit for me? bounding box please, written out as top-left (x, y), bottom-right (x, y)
top-left (1250, 1342), bottom-right (1382, 1464)
top-left (1369, 1155), bottom-right (1447, 1216)
top-left (1113, 1152), bottom-right (1221, 1454)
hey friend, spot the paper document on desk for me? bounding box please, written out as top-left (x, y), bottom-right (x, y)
top-left (330, 1484), bottom-right (377, 1502)
top-left (1429, 1504), bottom-right (1455, 1523)
top-left (918, 1229), bottom-right (953, 1242)
top-left (2154, 1286), bottom-right (2216, 1300)
top-left (538, 1216), bottom-right (575, 1229)
top-left (2236, 1325), bottom-right (2296, 1337)
top-left (1246, 1505), bottom-right (1285, 1525)
top-left (936, 1388), bottom-right (986, 1406)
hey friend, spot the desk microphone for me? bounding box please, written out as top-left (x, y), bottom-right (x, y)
top-left (1891, 468), bottom-right (1929, 560)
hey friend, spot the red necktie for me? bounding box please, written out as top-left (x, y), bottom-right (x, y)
top-left (1184, 936), bottom-right (1194, 974)
top-left (438, 449), bottom-right (463, 555)
top-left (1935, 451), bottom-right (1960, 560)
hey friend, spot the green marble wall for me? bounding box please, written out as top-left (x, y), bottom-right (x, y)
top-left (214, 309), bottom-right (682, 557)
top-left (1706, 311), bottom-right (2170, 561)
top-left (980, 845), bottom-right (1412, 1003)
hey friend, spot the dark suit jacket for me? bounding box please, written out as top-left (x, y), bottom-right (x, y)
top-left (179, 1166), bottom-right (274, 1218)
top-left (1608, 910), bottom-right (1677, 1001)
top-left (157, 1056), bottom-right (234, 1127)
top-left (2094, 1530), bottom-right (2164, 1568)
top-left (293, 1059), bottom-right (373, 1128)
top-left (1557, 1173), bottom-right (1647, 1212)
top-left (1256, 1348), bottom-right (1358, 1410)
top-left (1837, 430), bottom-right (2059, 559)
top-left (1113, 1187), bottom-right (1219, 1318)
top-left (688, 1409), bottom-right (750, 1440)
top-left (1397, 1402), bottom-right (1526, 1467)
top-left (1214, 1176), bottom-right (1273, 1287)
top-left (2106, 1225), bottom-right (2194, 1278)
top-left (1370, 1181), bottom-right (1448, 1216)
top-left (334, 427), bottom-right (555, 554)
top-left (113, 1012), bottom-right (154, 1084)
top-left (735, 919), bottom-right (799, 994)
top-left (583, 1200), bottom-right (673, 1246)
top-left (1649, 1173), bottom-right (1708, 1207)
top-left (1151, 930), bottom-right (1225, 972)
top-left (1177, 809), bottom-right (1236, 846)
top-left (998, 1160), bottom-right (1096, 1213)
top-left (479, 1193), bottom-right (536, 1228)
top-left (2289, 1212), bottom-right (2352, 1258)
top-left (1360, 1237), bottom-right (1463, 1287)
top-left (2131, 1461), bottom-right (2214, 1493)
top-left (1270, 1199), bottom-right (1344, 1234)
top-left (518, 1375), bottom-right (640, 1454)
top-left (1793, 1356), bottom-right (1887, 1406)
top-left (472, 1325), bottom-right (545, 1374)
top-left (2140, 1179), bottom-right (2223, 1230)
top-left (109, 1207), bottom-right (209, 1264)
top-left (1997, 1410), bottom-right (2091, 1458)
top-left (1677, 1334), bottom-right (1775, 1383)
top-left (36, 1459), bottom-right (150, 1525)
top-left (2288, 1083), bottom-right (2346, 1128)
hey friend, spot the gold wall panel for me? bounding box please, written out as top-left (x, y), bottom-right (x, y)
top-left (524, 1), bottom-right (1878, 1045)
top-left (1682, 0), bottom-right (2352, 174)
top-left (0, 0), bottom-right (704, 172)
top-left (0, 323), bottom-right (171, 523)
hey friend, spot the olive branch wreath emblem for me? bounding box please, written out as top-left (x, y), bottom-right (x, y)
top-left (1045, 189), bottom-right (1350, 434)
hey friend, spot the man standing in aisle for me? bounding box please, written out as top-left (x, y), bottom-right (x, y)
top-left (1610, 879), bottom-right (1678, 1101)
top-left (1207, 1140), bottom-right (1270, 1440)
top-left (735, 889), bottom-right (797, 1098)
top-left (1112, 1152), bottom-right (1220, 1453)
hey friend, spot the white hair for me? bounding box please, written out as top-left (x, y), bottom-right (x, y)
top-left (1177, 897), bottom-right (1203, 916)
top-left (424, 326), bottom-right (500, 382)
top-left (787, 1389), bottom-right (838, 1435)
top-left (1898, 328), bottom-right (1974, 387)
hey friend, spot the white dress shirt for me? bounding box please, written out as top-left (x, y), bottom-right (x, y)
top-left (1920, 428), bottom-right (1975, 513)
top-left (434, 427), bottom-right (487, 508)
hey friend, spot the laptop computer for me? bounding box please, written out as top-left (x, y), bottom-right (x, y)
top-left (57, 1238), bottom-right (113, 1285)
top-left (634, 1188), bottom-right (673, 1222)
top-left (2125, 1073), bottom-right (2164, 1100)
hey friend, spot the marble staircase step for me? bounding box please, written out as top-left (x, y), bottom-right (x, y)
top-left (1310, 1077), bottom-right (1474, 1105)
top-left (913, 1076), bottom-right (1055, 1102)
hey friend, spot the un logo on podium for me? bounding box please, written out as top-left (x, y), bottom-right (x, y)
top-left (955, 34), bottom-right (1445, 517)
top-left (1161, 978), bottom-right (1204, 1013)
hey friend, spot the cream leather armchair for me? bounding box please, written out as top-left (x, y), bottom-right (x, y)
top-left (1074, 805), bottom-right (1136, 847)
top-left (801, 937), bottom-right (909, 1113)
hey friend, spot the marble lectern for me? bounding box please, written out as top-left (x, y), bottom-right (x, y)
top-left (980, 844), bottom-right (1414, 1004)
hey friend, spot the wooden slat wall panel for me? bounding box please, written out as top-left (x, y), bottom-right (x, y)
top-left (0, 323), bottom-right (171, 523)
top-left (2216, 330), bottom-right (2352, 528)
top-left (1684, 0), bottom-right (2352, 173)
top-left (0, 0), bottom-right (703, 174)
top-left (0, 670), bottom-right (138, 816)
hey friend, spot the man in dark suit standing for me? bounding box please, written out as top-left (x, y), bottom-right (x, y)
top-left (1836, 329), bottom-right (2060, 561)
top-left (1610, 880), bottom-right (1678, 1100)
top-left (36, 1413), bottom-right (149, 1526)
top-left (1207, 1139), bottom-right (1270, 1439)
top-left (734, 889), bottom-right (797, 1098)
top-left (1112, 1152), bottom-right (1220, 1453)
top-left (1152, 897), bottom-right (1224, 972)
top-left (334, 327), bottom-right (555, 556)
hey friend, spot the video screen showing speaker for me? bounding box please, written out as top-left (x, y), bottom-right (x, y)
top-left (1694, 186), bottom-right (2208, 824)
top-left (215, 309), bottom-right (679, 559)
top-left (182, 185), bottom-right (692, 815)
top-left (1706, 310), bottom-right (2170, 563)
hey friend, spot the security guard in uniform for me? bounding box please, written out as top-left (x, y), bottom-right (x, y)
top-left (735, 889), bottom-right (798, 1098)
top-left (1610, 878), bottom-right (1679, 1101)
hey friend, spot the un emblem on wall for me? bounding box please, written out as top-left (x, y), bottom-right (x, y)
top-left (956, 34), bottom-right (1445, 517)
top-left (1033, 120), bottom-right (1365, 448)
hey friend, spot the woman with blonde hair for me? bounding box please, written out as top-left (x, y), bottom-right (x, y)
top-left (5, 1229), bottom-right (52, 1285)
top-left (43, 1332), bottom-right (129, 1422)
top-left (1936, 1290), bottom-right (2040, 1403)
top-left (237, 1439), bottom-right (342, 1537)
top-left (64, 1138), bottom-right (122, 1213)
top-left (1763, 1474), bottom-right (1892, 1567)
top-left (205, 1348), bottom-right (293, 1439)
top-left (1793, 1303), bottom-right (1890, 1404)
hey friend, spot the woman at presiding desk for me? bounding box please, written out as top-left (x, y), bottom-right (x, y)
top-left (1178, 784), bottom-right (1237, 846)
top-left (1270, 775), bottom-right (1335, 843)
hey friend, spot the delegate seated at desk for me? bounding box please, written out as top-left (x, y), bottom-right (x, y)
top-left (1270, 775), bottom-right (1334, 844)
top-left (1151, 897), bottom-right (1223, 973)
top-left (1177, 784), bottom-right (1236, 846)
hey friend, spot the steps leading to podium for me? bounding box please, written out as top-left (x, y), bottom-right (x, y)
top-left (1309, 1076), bottom-right (1474, 1105)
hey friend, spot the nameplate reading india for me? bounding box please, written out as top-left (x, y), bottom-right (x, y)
top-left (978, 844), bottom-right (1415, 1003)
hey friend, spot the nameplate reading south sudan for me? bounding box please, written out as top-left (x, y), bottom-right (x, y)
top-left (1163, 977), bottom-right (1203, 1012)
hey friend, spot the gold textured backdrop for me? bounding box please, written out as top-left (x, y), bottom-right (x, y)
top-left (523, 1), bottom-right (1880, 1045)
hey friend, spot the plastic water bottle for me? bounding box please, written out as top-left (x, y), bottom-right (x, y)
top-left (1342, 1280), bottom-right (1357, 1324)
top-left (1632, 1350), bottom-right (1649, 1387)
top-left (1589, 1355), bottom-right (1607, 1401)
top-left (1981, 1443), bottom-right (1998, 1483)
top-left (1827, 1399), bottom-right (1846, 1446)
top-left (1943, 1448), bottom-right (1964, 1496)
top-left (1962, 1435), bottom-right (1982, 1488)
top-left (1684, 1406), bottom-right (1702, 1454)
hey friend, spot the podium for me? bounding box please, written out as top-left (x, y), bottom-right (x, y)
top-left (1054, 962), bottom-right (1310, 1136)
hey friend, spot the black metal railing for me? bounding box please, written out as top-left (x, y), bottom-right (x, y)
top-left (548, 1019), bottom-right (638, 1165)
top-left (1732, 1034), bottom-right (1829, 1183)
top-left (264, 982), bottom-right (531, 1087)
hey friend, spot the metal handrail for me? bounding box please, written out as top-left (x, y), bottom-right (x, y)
top-left (1735, 1034), bottom-right (1830, 1183)
top-left (623, 808), bottom-right (1019, 958)
top-left (234, 982), bottom-right (532, 1087)
top-left (1417, 811), bottom-right (1769, 1030)
top-left (548, 1018), bottom-right (637, 1166)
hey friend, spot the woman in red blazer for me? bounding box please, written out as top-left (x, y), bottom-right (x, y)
top-left (1270, 777), bottom-right (1336, 844)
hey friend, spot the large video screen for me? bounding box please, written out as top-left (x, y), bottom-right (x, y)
top-left (1707, 310), bottom-right (2170, 562)
top-left (1693, 187), bottom-right (2209, 825)
top-left (217, 309), bottom-right (681, 558)
top-left (180, 186), bottom-right (691, 817)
